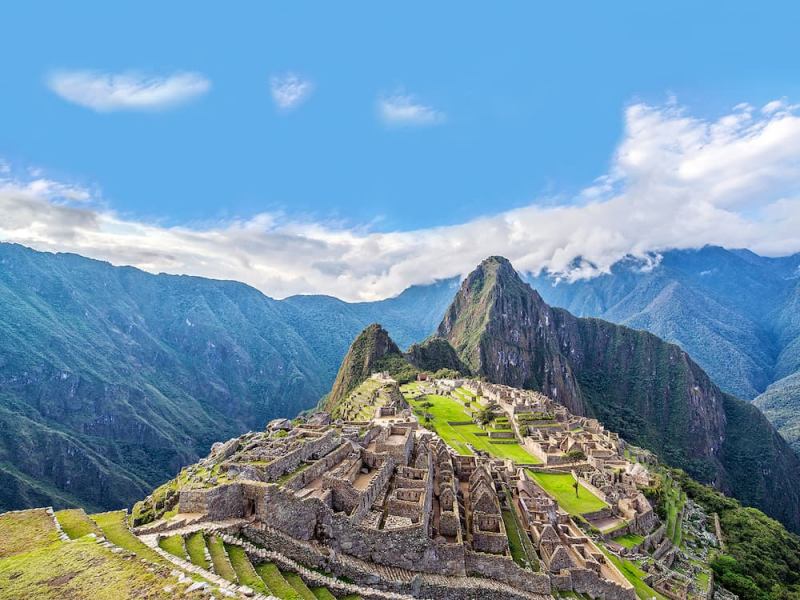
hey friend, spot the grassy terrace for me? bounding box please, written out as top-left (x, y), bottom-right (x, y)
top-left (404, 389), bottom-right (540, 463)
top-left (613, 533), bottom-right (645, 549)
top-left (663, 476), bottom-right (686, 546)
top-left (226, 543), bottom-right (270, 594)
top-left (55, 508), bottom-right (102, 539)
top-left (0, 509), bottom-right (192, 600)
top-left (527, 471), bottom-right (608, 516)
top-left (285, 571), bottom-right (318, 600)
top-left (159, 534), bottom-right (188, 559)
top-left (185, 531), bottom-right (210, 569)
top-left (256, 562), bottom-right (301, 599)
top-left (207, 534), bottom-right (238, 582)
top-left (90, 510), bottom-right (165, 565)
top-left (0, 508), bottom-right (60, 558)
top-left (600, 546), bottom-right (667, 600)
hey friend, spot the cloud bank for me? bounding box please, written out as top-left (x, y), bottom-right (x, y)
top-left (47, 70), bottom-right (211, 112)
top-left (3, 99), bottom-right (800, 301)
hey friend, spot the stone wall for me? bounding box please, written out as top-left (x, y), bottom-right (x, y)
top-left (568, 567), bottom-right (637, 600)
top-left (351, 456), bottom-right (395, 522)
top-left (285, 442), bottom-right (354, 491)
top-left (178, 483), bottom-right (244, 519)
top-left (258, 430), bottom-right (341, 482)
top-left (464, 550), bottom-right (550, 595)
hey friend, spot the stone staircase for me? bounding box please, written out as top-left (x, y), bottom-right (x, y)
top-left (141, 520), bottom-right (553, 600)
top-left (142, 522), bottom-right (370, 600)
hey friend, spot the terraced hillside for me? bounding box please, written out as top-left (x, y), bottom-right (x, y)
top-left (0, 505), bottom-right (366, 600)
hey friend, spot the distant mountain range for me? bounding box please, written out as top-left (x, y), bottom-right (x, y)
top-left (526, 246), bottom-right (800, 453)
top-left (0, 243), bottom-right (456, 512)
top-left (3, 242), bottom-right (800, 532)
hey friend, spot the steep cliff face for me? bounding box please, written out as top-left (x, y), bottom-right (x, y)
top-left (325, 324), bottom-right (402, 409)
top-left (439, 256), bottom-right (800, 531)
top-left (437, 257), bottom-right (584, 414)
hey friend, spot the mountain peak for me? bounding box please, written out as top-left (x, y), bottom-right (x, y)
top-left (325, 323), bottom-right (401, 409)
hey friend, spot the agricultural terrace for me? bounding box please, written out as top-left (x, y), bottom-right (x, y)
top-left (402, 386), bottom-right (540, 463)
top-left (527, 470), bottom-right (608, 516)
top-left (600, 546), bottom-right (668, 600)
top-left (0, 509), bottom-right (195, 600)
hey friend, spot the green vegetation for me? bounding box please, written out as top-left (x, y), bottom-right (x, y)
top-left (312, 588), bottom-right (338, 600)
top-left (284, 572), bottom-right (318, 600)
top-left (255, 562), bottom-right (300, 599)
top-left (90, 511), bottom-right (164, 565)
top-left (159, 534), bottom-right (187, 559)
top-left (407, 392), bottom-right (539, 462)
top-left (405, 336), bottom-right (469, 376)
top-left (527, 471), bottom-right (607, 515)
top-left (206, 534), bottom-right (237, 582)
top-left (185, 531), bottom-right (210, 569)
top-left (226, 544), bottom-right (269, 594)
top-left (600, 547), bottom-right (667, 600)
top-left (326, 324), bottom-right (403, 409)
top-left (501, 508), bottom-right (538, 570)
top-left (613, 533), bottom-right (645, 549)
top-left (0, 536), bottom-right (187, 600)
top-left (55, 509), bottom-right (101, 540)
top-left (754, 371), bottom-right (800, 454)
top-left (0, 508), bottom-right (59, 558)
top-left (375, 353), bottom-right (419, 384)
top-left (649, 468), bottom-right (800, 600)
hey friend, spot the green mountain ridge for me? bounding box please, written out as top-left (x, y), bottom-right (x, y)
top-left (439, 256), bottom-right (800, 532)
top-left (528, 246), bottom-right (800, 452)
top-left (0, 243), bottom-right (457, 512)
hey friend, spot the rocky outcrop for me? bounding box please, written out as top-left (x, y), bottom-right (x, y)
top-left (326, 324), bottom-right (402, 410)
top-left (438, 256), bottom-right (800, 532)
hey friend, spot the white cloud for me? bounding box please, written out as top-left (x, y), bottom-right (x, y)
top-left (4, 98), bottom-right (800, 301)
top-left (378, 91), bottom-right (445, 127)
top-left (270, 73), bottom-right (314, 111)
top-left (47, 70), bottom-right (211, 112)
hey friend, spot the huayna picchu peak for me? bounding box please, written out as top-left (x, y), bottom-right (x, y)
top-left (437, 256), bottom-right (800, 534)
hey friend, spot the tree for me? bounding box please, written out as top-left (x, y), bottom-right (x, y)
top-left (475, 407), bottom-right (494, 426)
top-left (566, 449), bottom-right (586, 463)
top-left (573, 480), bottom-right (580, 498)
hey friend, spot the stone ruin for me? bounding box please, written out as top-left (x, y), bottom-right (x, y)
top-left (143, 372), bottom-right (704, 600)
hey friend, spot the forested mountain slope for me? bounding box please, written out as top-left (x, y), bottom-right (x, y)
top-left (527, 246), bottom-right (800, 451)
top-left (0, 243), bottom-right (453, 511)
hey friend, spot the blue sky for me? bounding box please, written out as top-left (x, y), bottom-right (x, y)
top-left (3, 2), bottom-right (800, 299)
